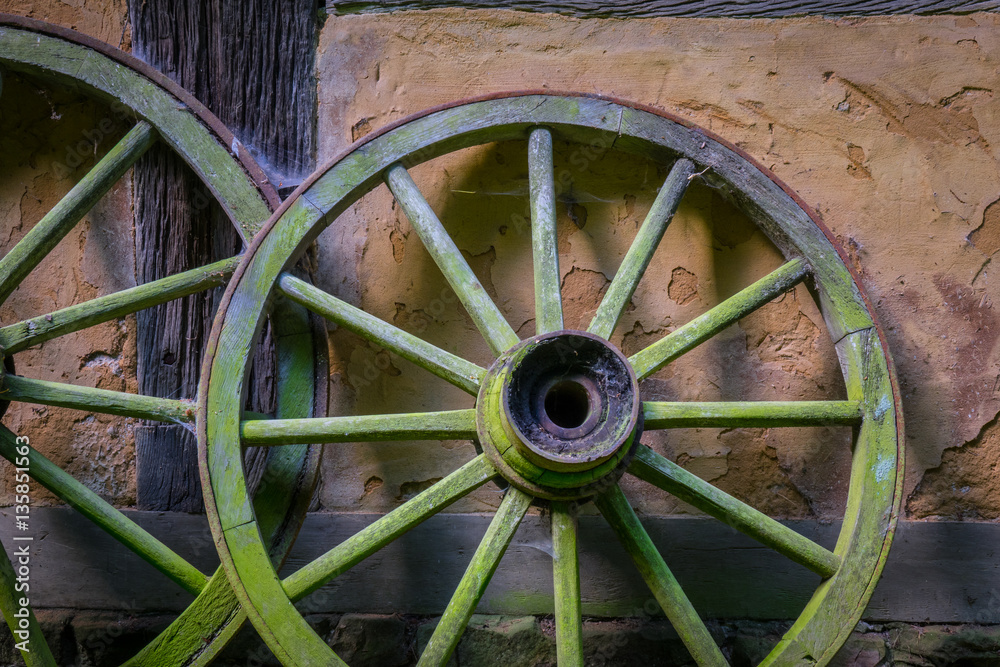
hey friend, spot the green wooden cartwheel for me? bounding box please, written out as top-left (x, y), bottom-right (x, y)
top-left (201, 92), bottom-right (902, 666)
top-left (0, 16), bottom-right (325, 666)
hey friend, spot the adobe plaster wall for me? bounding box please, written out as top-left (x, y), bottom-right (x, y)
top-left (0, 1), bottom-right (137, 506)
top-left (314, 9), bottom-right (1000, 522)
top-left (1, 4), bottom-right (1000, 664)
top-left (5, 1), bottom-right (997, 524)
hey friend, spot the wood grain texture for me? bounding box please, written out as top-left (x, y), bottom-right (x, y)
top-left (8, 509), bottom-right (1000, 625)
top-left (127, 0), bottom-right (318, 511)
top-left (326, 0), bottom-right (999, 17)
top-left (278, 272), bottom-right (485, 395)
top-left (0, 427), bottom-right (207, 596)
top-left (588, 158), bottom-right (693, 340)
top-left (529, 127), bottom-right (564, 334)
top-left (595, 484), bottom-right (728, 666)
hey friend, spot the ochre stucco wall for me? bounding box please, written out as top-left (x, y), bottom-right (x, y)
top-left (0, 3), bottom-right (137, 506)
top-left (0, 0), bottom-right (129, 46)
top-left (314, 9), bottom-right (1000, 521)
top-left (3, 6), bottom-right (1000, 524)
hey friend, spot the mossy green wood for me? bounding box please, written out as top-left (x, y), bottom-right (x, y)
top-left (283, 455), bottom-right (497, 600)
top-left (199, 93), bottom-right (901, 667)
top-left (128, 303), bottom-right (325, 667)
top-left (629, 445), bottom-right (840, 578)
top-left (278, 272), bottom-right (484, 394)
top-left (418, 487), bottom-right (533, 666)
top-left (596, 483), bottom-right (729, 667)
top-left (529, 127), bottom-right (564, 334)
top-left (0, 121), bottom-right (156, 303)
top-left (0, 425), bottom-right (207, 594)
top-left (551, 502), bottom-right (583, 667)
top-left (385, 163), bottom-right (519, 356)
top-left (0, 19), bottom-right (321, 666)
top-left (588, 157), bottom-right (694, 340)
top-left (629, 258), bottom-right (809, 380)
top-left (759, 327), bottom-right (900, 667)
top-left (241, 408), bottom-right (477, 445)
top-left (2, 375), bottom-right (196, 425)
top-left (641, 400), bottom-right (862, 429)
top-left (615, 107), bottom-right (873, 343)
top-left (0, 26), bottom-right (272, 239)
top-left (0, 256), bottom-right (240, 355)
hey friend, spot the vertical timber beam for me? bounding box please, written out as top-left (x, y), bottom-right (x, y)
top-left (128, 0), bottom-right (319, 510)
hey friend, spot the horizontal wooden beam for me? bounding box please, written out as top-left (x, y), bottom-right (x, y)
top-left (326, 0), bottom-right (1000, 18)
top-left (2, 508), bottom-right (998, 624)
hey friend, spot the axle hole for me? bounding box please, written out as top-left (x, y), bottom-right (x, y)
top-left (543, 380), bottom-right (592, 429)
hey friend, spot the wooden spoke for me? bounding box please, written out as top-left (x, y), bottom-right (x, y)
top-left (0, 122), bottom-right (157, 302)
top-left (629, 445), bottom-right (840, 578)
top-left (278, 273), bottom-right (484, 395)
top-left (589, 158), bottom-right (695, 340)
top-left (552, 501), bottom-right (583, 667)
top-left (629, 258), bottom-right (809, 380)
top-left (594, 484), bottom-right (729, 667)
top-left (642, 400), bottom-right (863, 429)
top-left (0, 543), bottom-right (57, 667)
top-left (241, 408), bottom-right (476, 446)
top-left (418, 487), bottom-right (532, 667)
top-left (282, 455), bottom-right (497, 600)
top-left (0, 256), bottom-right (239, 355)
top-left (1, 375), bottom-right (194, 424)
top-left (529, 127), bottom-right (564, 334)
top-left (0, 426), bottom-right (207, 595)
top-left (384, 163), bottom-right (519, 356)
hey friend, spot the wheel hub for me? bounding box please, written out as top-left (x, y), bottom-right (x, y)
top-left (477, 331), bottom-right (641, 500)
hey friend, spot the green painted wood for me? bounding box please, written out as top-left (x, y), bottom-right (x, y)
top-left (198, 93), bottom-right (902, 667)
top-left (278, 272), bottom-right (484, 395)
top-left (241, 408), bottom-right (476, 446)
top-left (589, 158), bottom-right (694, 340)
top-left (552, 502), bottom-right (583, 667)
top-left (642, 400), bottom-right (863, 429)
top-left (616, 107), bottom-right (875, 343)
top-left (283, 454), bottom-right (496, 601)
top-left (529, 127), bottom-right (564, 334)
top-left (384, 163), bottom-right (520, 356)
top-left (763, 327), bottom-right (901, 667)
top-left (0, 121), bottom-right (156, 303)
top-left (594, 484), bottom-right (728, 667)
top-left (629, 258), bottom-right (809, 380)
top-left (0, 542), bottom-right (57, 666)
top-left (0, 27), bottom-right (273, 239)
top-left (301, 97), bottom-right (622, 216)
top-left (22, 510), bottom-right (1000, 624)
top-left (246, 300), bottom-right (324, 560)
top-left (227, 520), bottom-right (350, 667)
top-left (2, 375), bottom-right (195, 425)
top-left (0, 256), bottom-right (239, 355)
top-left (629, 445), bottom-right (840, 578)
top-left (418, 487), bottom-right (533, 667)
top-left (126, 305), bottom-right (325, 666)
top-left (0, 20), bottom-right (323, 666)
top-left (122, 567), bottom-right (244, 667)
top-left (0, 425), bottom-right (206, 595)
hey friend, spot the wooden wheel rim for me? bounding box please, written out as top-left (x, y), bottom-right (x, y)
top-left (201, 92), bottom-right (903, 666)
top-left (0, 16), bottom-right (324, 666)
